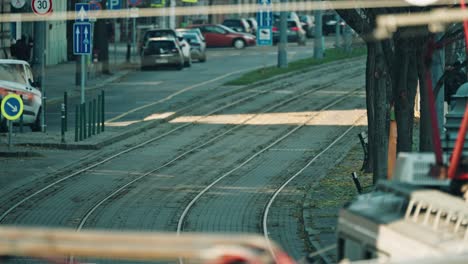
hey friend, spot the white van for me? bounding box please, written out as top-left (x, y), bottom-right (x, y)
top-left (0, 59), bottom-right (42, 132)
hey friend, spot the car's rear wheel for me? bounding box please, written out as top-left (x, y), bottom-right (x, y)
top-left (233, 39), bottom-right (246, 49)
top-left (199, 55), bottom-right (206, 62)
top-left (30, 108), bottom-right (42, 132)
top-left (184, 56), bottom-right (192, 67)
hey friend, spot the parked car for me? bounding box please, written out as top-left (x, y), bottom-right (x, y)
top-left (299, 15), bottom-right (314, 38)
top-left (222, 19), bottom-right (252, 34)
top-left (182, 33), bottom-right (207, 62)
top-left (272, 12), bottom-right (301, 24)
top-left (246, 18), bottom-right (258, 35)
top-left (176, 28), bottom-right (206, 43)
top-left (187, 24), bottom-right (256, 49)
top-left (0, 59), bottom-right (42, 132)
top-left (140, 38), bottom-right (184, 70)
top-left (322, 13), bottom-right (345, 35)
top-left (140, 29), bottom-right (191, 67)
top-left (272, 19), bottom-right (306, 45)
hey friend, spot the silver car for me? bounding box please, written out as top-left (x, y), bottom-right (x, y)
top-left (0, 59), bottom-right (42, 132)
top-left (140, 38), bottom-right (184, 70)
top-left (182, 33), bottom-right (207, 62)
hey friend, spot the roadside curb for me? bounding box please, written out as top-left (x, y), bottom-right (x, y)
top-left (0, 150), bottom-right (43, 157)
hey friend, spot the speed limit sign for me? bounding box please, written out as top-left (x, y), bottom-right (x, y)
top-left (32, 0), bottom-right (52, 16)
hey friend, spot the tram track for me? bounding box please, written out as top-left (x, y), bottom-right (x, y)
top-left (0, 61), bottom-right (365, 264)
top-left (175, 88), bottom-right (364, 234)
top-left (0, 58), bottom-right (364, 225)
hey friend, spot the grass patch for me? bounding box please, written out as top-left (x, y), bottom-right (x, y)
top-left (224, 46), bottom-right (367, 86)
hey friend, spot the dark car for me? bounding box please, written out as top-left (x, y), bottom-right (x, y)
top-left (187, 24), bottom-right (256, 49)
top-left (140, 38), bottom-right (184, 70)
top-left (300, 15), bottom-right (314, 38)
top-left (322, 13), bottom-right (345, 35)
top-left (272, 19), bottom-right (306, 45)
top-left (222, 19), bottom-right (252, 34)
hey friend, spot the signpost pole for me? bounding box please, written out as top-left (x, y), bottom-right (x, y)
top-left (8, 121), bottom-right (12, 149)
top-left (81, 55), bottom-right (85, 104)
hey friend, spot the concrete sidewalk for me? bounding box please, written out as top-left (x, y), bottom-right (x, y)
top-left (43, 42), bottom-right (136, 105)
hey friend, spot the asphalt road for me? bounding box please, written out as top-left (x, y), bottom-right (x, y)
top-left (44, 39), bottom-right (335, 132)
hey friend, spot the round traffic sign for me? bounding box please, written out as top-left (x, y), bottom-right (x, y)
top-left (89, 0), bottom-right (102, 10)
top-left (32, 0), bottom-right (53, 16)
top-left (128, 0), bottom-right (142, 7)
top-left (11, 0), bottom-right (26, 9)
top-left (1, 94), bottom-right (24, 121)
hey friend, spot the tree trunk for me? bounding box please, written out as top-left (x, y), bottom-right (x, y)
top-left (372, 42), bottom-right (391, 183)
top-left (394, 39), bottom-right (418, 153)
top-left (365, 42), bottom-right (375, 173)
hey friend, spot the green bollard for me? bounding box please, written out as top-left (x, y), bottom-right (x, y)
top-left (97, 95), bottom-right (101, 134)
top-left (88, 101), bottom-right (92, 138)
top-left (101, 90), bottom-right (105, 132)
top-left (79, 104), bottom-right (83, 141)
top-left (64, 92), bottom-right (68, 132)
top-left (92, 99), bottom-right (96, 135)
top-left (75, 105), bottom-right (79, 142)
top-left (83, 103), bottom-right (87, 140)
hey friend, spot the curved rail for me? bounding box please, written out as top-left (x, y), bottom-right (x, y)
top-left (262, 114), bottom-right (365, 262)
top-left (176, 88), bottom-right (362, 239)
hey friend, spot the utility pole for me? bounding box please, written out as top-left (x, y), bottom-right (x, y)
top-left (170, 0), bottom-right (176, 28)
top-left (313, 3), bottom-right (323, 59)
top-left (277, 0), bottom-right (287, 68)
top-left (33, 21), bottom-right (46, 132)
top-left (334, 13), bottom-right (341, 48)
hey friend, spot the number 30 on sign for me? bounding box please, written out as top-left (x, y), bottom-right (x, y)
top-left (32, 0), bottom-right (53, 16)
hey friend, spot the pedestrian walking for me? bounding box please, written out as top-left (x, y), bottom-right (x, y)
top-left (15, 35), bottom-right (32, 62)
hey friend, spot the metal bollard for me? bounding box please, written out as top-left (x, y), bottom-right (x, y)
top-left (83, 103), bottom-right (87, 140)
top-left (92, 99), bottom-right (96, 135)
top-left (80, 104), bottom-right (84, 141)
top-left (97, 95), bottom-right (101, 134)
top-left (75, 105), bottom-right (79, 142)
top-left (88, 101), bottom-right (92, 138)
top-left (19, 95), bottom-right (23, 133)
top-left (61, 103), bottom-right (66, 143)
top-left (101, 90), bottom-right (105, 132)
top-left (64, 92), bottom-right (68, 132)
top-left (351, 172), bottom-right (363, 194)
top-left (19, 113), bottom-right (23, 133)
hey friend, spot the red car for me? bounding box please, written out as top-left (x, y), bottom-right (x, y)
top-left (187, 24), bottom-right (256, 49)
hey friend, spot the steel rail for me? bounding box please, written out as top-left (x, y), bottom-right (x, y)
top-left (75, 70), bottom-right (363, 232)
top-left (0, 61), bottom-right (363, 223)
top-left (175, 85), bottom-right (364, 262)
top-left (262, 114), bottom-right (366, 264)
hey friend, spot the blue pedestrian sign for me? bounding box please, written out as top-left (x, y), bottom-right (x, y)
top-left (257, 0), bottom-right (272, 46)
top-left (73, 23), bottom-right (92, 55)
top-left (75, 3), bottom-right (89, 22)
top-left (1, 94), bottom-right (24, 121)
